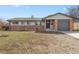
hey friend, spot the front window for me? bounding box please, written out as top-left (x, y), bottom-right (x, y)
top-left (40, 22), bottom-right (41, 25)
top-left (21, 22), bottom-right (24, 25)
top-left (36, 22), bottom-right (40, 25)
top-left (35, 22), bottom-right (37, 25)
top-left (12, 22), bottom-right (18, 24)
top-left (27, 22), bottom-right (30, 25)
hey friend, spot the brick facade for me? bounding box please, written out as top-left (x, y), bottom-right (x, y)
top-left (8, 25), bottom-right (44, 31)
top-left (54, 19), bottom-right (58, 31)
top-left (70, 19), bottom-right (74, 31)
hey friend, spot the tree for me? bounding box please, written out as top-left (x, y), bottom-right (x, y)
top-left (68, 6), bottom-right (79, 18)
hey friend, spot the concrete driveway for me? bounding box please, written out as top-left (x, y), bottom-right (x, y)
top-left (63, 31), bottom-right (79, 39)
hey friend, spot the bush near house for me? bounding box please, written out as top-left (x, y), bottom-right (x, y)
top-left (0, 20), bottom-right (9, 30)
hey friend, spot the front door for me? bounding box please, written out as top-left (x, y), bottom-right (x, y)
top-left (46, 20), bottom-right (50, 31)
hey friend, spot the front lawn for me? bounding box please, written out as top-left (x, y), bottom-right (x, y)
top-left (0, 31), bottom-right (79, 54)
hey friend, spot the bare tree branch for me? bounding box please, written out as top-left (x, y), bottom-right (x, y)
top-left (67, 6), bottom-right (79, 18)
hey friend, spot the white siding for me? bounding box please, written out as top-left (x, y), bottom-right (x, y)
top-left (24, 22), bottom-right (27, 25)
top-left (11, 21), bottom-right (41, 26)
top-left (29, 22), bottom-right (35, 25)
top-left (42, 21), bottom-right (46, 30)
top-left (42, 21), bottom-right (45, 26)
top-left (10, 22), bottom-right (13, 25)
top-left (11, 22), bottom-right (19, 25)
top-left (18, 22), bottom-right (21, 25)
top-left (37, 21), bottom-right (40, 25)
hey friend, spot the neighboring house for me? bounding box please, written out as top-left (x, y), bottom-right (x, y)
top-left (7, 17), bottom-right (44, 31)
top-left (6, 13), bottom-right (79, 31)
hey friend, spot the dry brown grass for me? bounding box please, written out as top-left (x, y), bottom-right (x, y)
top-left (0, 31), bottom-right (79, 54)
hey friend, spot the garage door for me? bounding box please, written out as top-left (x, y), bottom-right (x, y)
top-left (58, 20), bottom-right (70, 31)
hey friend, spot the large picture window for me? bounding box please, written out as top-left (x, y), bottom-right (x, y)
top-left (12, 22), bottom-right (18, 24)
top-left (21, 22), bottom-right (24, 25)
top-left (27, 22), bottom-right (30, 25)
top-left (35, 22), bottom-right (37, 25)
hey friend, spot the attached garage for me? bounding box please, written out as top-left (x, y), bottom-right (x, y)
top-left (58, 20), bottom-right (70, 31)
top-left (42, 13), bottom-right (74, 31)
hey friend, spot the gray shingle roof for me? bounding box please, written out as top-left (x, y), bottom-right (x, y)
top-left (7, 18), bottom-right (42, 21)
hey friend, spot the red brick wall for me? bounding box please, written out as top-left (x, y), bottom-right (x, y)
top-left (54, 19), bottom-right (58, 31)
top-left (8, 25), bottom-right (44, 31)
top-left (70, 20), bottom-right (74, 31)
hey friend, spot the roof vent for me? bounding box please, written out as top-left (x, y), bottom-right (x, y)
top-left (31, 15), bottom-right (34, 18)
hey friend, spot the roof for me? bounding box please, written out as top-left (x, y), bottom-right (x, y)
top-left (7, 18), bottom-right (42, 22)
top-left (43, 13), bottom-right (75, 19)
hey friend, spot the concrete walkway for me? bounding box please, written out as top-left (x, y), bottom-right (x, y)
top-left (62, 31), bottom-right (79, 39)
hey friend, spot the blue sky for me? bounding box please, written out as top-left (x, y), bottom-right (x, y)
top-left (0, 5), bottom-right (75, 20)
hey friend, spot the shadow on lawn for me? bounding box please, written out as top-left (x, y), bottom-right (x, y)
top-left (35, 30), bottom-right (64, 34)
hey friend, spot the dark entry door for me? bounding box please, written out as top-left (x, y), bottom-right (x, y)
top-left (46, 20), bottom-right (50, 29)
top-left (58, 20), bottom-right (69, 31)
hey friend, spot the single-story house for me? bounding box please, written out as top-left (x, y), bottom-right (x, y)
top-left (7, 17), bottom-right (44, 31)
top-left (6, 13), bottom-right (79, 31)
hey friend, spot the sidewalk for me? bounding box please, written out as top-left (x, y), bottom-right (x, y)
top-left (62, 31), bottom-right (79, 39)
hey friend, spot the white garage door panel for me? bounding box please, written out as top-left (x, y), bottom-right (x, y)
top-left (58, 20), bottom-right (70, 31)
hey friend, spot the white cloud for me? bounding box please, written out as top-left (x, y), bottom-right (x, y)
top-left (63, 8), bottom-right (67, 10)
top-left (13, 5), bottom-right (21, 7)
top-left (62, 7), bottom-right (68, 13)
top-left (12, 5), bottom-right (31, 9)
